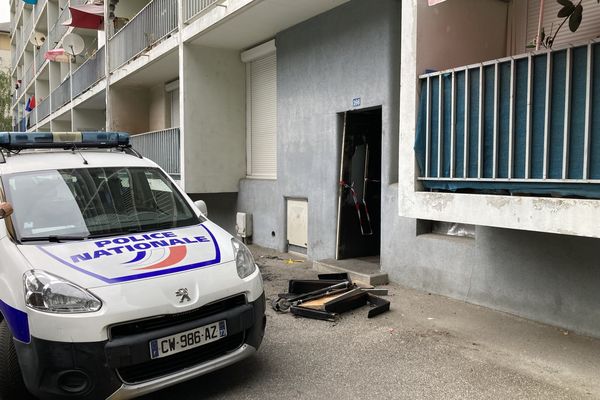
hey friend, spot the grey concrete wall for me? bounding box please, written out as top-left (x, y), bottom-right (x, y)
top-left (238, 0), bottom-right (401, 260)
top-left (190, 192), bottom-right (238, 235)
top-left (383, 191), bottom-right (600, 337)
top-left (238, 0), bottom-right (600, 338)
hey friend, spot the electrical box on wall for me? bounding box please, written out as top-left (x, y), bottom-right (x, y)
top-left (236, 212), bottom-right (253, 238)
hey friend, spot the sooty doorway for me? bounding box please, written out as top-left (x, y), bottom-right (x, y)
top-left (336, 107), bottom-right (382, 260)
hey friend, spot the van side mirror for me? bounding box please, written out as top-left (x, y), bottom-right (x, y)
top-left (194, 200), bottom-right (208, 217)
top-left (0, 202), bottom-right (13, 220)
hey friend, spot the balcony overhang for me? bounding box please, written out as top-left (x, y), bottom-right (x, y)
top-left (111, 47), bottom-right (179, 88)
top-left (185, 0), bottom-right (350, 49)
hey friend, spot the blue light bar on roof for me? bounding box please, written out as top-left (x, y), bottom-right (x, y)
top-left (0, 132), bottom-right (130, 150)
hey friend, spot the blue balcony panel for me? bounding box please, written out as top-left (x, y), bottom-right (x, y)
top-left (415, 41), bottom-right (600, 199)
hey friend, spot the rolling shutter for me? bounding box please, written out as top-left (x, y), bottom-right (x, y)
top-left (527, 0), bottom-right (600, 48)
top-left (247, 51), bottom-right (277, 178)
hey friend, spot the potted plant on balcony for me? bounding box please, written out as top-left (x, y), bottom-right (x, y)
top-left (531, 0), bottom-right (599, 49)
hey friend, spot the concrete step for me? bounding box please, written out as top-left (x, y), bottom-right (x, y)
top-left (313, 258), bottom-right (389, 286)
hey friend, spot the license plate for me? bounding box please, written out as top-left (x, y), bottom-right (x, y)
top-left (149, 320), bottom-right (227, 359)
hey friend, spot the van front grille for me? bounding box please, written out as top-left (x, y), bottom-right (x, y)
top-left (109, 294), bottom-right (247, 339)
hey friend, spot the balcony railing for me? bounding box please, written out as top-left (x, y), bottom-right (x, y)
top-left (24, 62), bottom-right (34, 88)
top-left (34, 0), bottom-right (47, 23)
top-left (18, 116), bottom-right (27, 131)
top-left (15, 80), bottom-right (24, 99)
top-left (29, 109), bottom-right (37, 127)
top-left (183, 0), bottom-right (220, 23)
top-left (415, 40), bottom-right (600, 199)
top-left (23, 13), bottom-right (33, 44)
top-left (14, 32), bottom-right (24, 64)
top-left (108, 0), bottom-right (178, 71)
top-left (72, 46), bottom-right (105, 98)
top-left (37, 96), bottom-right (50, 121)
top-left (51, 77), bottom-right (71, 113)
top-left (130, 128), bottom-right (180, 177)
top-left (36, 40), bottom-right (48, 71)
top-left (49, 5), bottom-right (71, 50)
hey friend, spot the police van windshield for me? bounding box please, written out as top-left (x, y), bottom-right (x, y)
top-left (3, 167), bottom-right (201, 242)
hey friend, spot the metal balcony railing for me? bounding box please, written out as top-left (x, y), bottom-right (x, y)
top-left (24, 62), bottom-right (34, 88)
top-left (29, 109), bottom-right (37, 127)
top-left (14, 32), bottom-right (23, 65)
top-left (23, 14), bottom-right (33, 45)
top-left (183, 0), bottom-right (221, 23)
top-left (36, 40), bottom-right (48, 71)
top-left (37, 97), bottom-right (50, 121)
top-left (15, 79), bottom-right (24, 100)
top-left (109, 0), bottom-right (178, 71)
top-left (15, 1), bottom-right (24, 27)
top-left (18, 116), bottom-right (27, 131)
top-left (34, 0), bottom-right (47, 23)
top-left (49, 5), bottom-right (71, 50)
top-left (72, 46), bottom-right (105, 98)
top-left (415, 40), bottom-right (600, 199)
top-left (130, 128), bottom-right (181, 177)
top-left (51, 77), bottom-right (71, 113)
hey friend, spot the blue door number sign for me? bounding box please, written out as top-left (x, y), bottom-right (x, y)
top-left (352, 97), bottom-right (361, 107)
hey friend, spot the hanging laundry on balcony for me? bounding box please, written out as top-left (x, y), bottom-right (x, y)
top-left (63, 4), bottom-right (104, 30)
top-left (21, 0), bottom-right (37, 5)
top-left (44, 49), bottom-right (70, 63)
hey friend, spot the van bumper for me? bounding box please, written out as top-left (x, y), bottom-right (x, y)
top-left (14, 293), bottom-right (266, 400)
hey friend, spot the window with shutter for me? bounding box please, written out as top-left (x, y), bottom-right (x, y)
top-left (244, 43), bottom-right (277, 179)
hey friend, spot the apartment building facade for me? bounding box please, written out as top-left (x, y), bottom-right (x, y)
top-left (0, 22), bottom-right (10, 72)
top-left (9, 0), bottom-right (600, 338)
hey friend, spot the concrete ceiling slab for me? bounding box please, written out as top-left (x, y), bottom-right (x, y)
top-left (114, 50), bottom-right (179, 87)
top-left (75, 90), bottom-right (106, 110)
top-left (189, 0), bottom-right (350, 50)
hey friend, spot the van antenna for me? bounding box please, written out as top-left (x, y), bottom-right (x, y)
top-left (71, 145), bottom-right (88, 165)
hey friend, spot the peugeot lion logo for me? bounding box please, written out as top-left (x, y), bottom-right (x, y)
top-left (175, 288), bottom-right (191, 303)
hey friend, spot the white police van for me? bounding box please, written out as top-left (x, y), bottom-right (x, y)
top-left (0, 132), bottom-right (265, 399)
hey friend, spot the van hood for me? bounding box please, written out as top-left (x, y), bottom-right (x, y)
top-left (16, 222), bottom-right (235, 289)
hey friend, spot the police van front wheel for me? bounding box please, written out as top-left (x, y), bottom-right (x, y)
top-left (0, 320), bottom-right (31, 400)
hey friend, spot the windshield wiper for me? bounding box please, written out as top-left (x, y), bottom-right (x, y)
top-left (20, 235), bottom-right (89, 243)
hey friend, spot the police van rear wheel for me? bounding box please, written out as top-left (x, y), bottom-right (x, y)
top-left (0, 320), bottom-right (30, 400)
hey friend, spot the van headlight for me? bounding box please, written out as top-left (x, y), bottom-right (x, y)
top-left (231, 238), bottom-right (257, 279)
top-left (23, 270), bottom-right (102, 313)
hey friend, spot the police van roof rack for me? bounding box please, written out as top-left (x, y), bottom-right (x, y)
top-left (0, 132), bottom-right (137, 155)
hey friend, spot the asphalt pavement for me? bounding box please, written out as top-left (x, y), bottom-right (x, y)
top-left (143, 245), bottom-right (600, 400)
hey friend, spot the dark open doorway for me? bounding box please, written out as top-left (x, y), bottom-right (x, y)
top-left (336, 107), bottom-right (382, 260)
